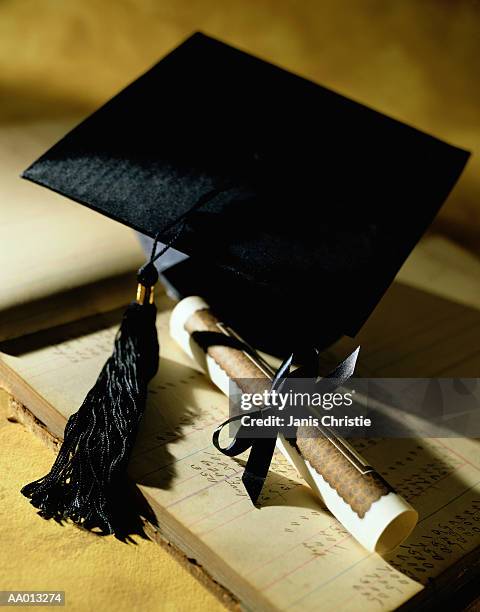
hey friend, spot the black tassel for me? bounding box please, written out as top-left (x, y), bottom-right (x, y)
top-left (21, 262), bottom-right (159, 534)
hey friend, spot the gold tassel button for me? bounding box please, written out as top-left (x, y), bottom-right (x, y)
top-left (136, 284), bottom-right (155, 305)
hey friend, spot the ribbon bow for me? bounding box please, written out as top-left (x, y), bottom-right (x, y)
top-left (212, 347), bottom-right (359, 504)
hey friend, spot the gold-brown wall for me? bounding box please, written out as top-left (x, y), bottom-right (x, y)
top-left (1, 0), bottom-right (478, 251)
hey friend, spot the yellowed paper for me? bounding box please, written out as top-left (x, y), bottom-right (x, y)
top-left (169, 295), bottom-right (418, 554)
top-left (2, 282), bottom-right (480, 610)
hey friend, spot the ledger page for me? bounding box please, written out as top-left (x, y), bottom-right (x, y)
top-left (2, 270), bottom-right (480, 610)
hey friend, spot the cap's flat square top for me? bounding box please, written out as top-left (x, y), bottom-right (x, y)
top-left (23, 32), bottom-right (469, 343)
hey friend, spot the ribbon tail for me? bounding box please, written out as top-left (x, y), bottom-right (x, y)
top-left (326, 346), bottom-right (360, 381)
top-left (242, 437), bottom-right (277, 505)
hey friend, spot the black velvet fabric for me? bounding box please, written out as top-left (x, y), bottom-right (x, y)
top-left (22, 32), bottom-right (469, 353)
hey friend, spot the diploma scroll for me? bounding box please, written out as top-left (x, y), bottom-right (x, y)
top-left (170, 296), bottom-right (418, 554)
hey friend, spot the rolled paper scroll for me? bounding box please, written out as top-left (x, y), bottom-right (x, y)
top-left (170, 296), bottom-right (418, 554)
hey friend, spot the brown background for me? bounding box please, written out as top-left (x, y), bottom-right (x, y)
top-left (1, 0), bottom-right (479, 253)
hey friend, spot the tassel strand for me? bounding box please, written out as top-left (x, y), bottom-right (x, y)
top-left (21, 263), bottom-right (159, 534)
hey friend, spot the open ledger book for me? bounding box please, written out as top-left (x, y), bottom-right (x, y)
top-left (1, 126), bottom-right (480, 611)
top-left (2, 241), bottom-right (480, 611)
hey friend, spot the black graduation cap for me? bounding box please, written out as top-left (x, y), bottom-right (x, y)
top-left (23, 33), bottom-right (468, 350)
top-left (22, 32), bottom-right (469, 354)
top-left (21, 32), bottom-right (469, 533)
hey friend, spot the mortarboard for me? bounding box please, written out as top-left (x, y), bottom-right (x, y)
top-left (21, 32), bottom-right (470, 353)
top-left (20, 32), bottom-right (469, 533)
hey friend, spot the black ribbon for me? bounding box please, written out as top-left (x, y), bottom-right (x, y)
top-left (212, 347), bottom-right (359, 504)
